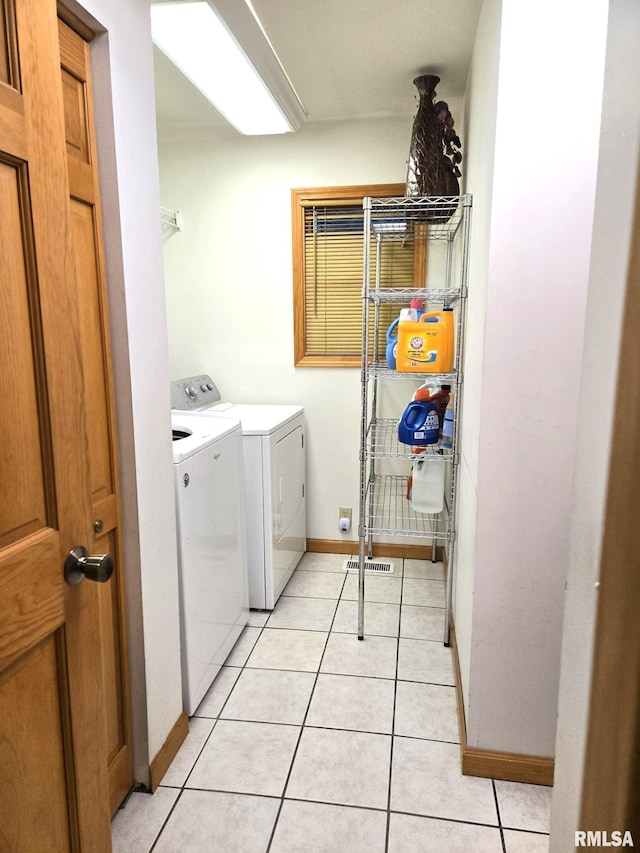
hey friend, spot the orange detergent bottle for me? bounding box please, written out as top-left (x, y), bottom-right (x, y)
top-left (396, 308), bottom-right (454, 373)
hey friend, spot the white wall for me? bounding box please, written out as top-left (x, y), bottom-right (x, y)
top-left (455, 0), bottom-right (502, 719)
top-left (551, 0), bottom-right (640, 846)
top-left (66, 0), bottom-right (183, 783)
top-left (459, 0), bottom-right (608, 758)
top-left (159, 115), bottom-right (435, 543)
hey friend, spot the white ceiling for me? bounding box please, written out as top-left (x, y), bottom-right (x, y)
top-left (153, 0), bottom-right (482, 137)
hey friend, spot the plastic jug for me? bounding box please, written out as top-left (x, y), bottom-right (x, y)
top-left (412, 381), bottom-right (451, 427)
top-left (396, 308), bottom-right (454, 373)
top-left (385, 318), bottom-right (399, 368)
top-left (398, 400), bottom-right (440, 445)
top-left (410, 453), bottom-right (445, 514)
top-left (399, 307), bottom-right (418, 322)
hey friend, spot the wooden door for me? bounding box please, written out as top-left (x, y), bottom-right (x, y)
top-left (58, 17), bottom-right (133, 817)
top-left (0, 1), bottom-right (129, 848)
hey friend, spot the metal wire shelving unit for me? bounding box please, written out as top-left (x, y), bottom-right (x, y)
top-left (357, 194), bottom-right (472, 646)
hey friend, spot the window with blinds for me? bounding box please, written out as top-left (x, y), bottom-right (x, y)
top-left (292, 184), bottom-right (412, 367)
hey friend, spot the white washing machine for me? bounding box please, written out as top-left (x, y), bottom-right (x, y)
top-left (171, 410), bottom-right (248, 714)
top-left (171, 375), bottom-right (306, 609)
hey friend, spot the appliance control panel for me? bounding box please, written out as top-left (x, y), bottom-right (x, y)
top-left (170, 374), bottom-right (222, 410)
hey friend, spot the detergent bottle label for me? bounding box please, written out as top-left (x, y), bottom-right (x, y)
top-left (397, 311), bottom-right (454, 373)
top-left (408, 332), bottom-right (438, 364)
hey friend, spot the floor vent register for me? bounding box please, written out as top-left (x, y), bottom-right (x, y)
top-left (343, 558), bottom-right (394, 574)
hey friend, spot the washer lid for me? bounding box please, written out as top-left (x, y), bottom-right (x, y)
top-left (205, 403), bottom-right (304, 435)
top-left (170, 411), bottom-right (240, 462)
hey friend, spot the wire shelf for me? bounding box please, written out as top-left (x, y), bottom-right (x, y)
top-left (366, 286), bottom-right (465, 304)
top-left (364, 475), bottom-right (451, 540)
top-left (367, 194), bottom-right (470, 241)
top-left (365, 361), bottom-right (459, 383)
top-left (367, 418), bottom-right (454, 460)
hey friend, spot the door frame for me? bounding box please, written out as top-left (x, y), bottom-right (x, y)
top-left (579, 165), bottom-right (640, 834)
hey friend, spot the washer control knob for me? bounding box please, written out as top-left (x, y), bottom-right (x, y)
top-left (185, 384), bottom-right (197, 399)
top-left (207, 383), bottom-right (214, 390)
top-left (200, 383), bottom-right (208, 392)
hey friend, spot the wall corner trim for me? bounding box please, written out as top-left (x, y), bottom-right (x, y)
top-left (450, 623), bottom-right (555, 787)
top-left (148, 713), bottom-right (189, 791)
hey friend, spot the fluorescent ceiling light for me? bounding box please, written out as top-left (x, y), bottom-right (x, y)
top-left (151, 1), bottom-right (305, 135)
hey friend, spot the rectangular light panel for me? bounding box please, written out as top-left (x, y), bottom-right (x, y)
top-left (151, 1), bottom-right (293, 135)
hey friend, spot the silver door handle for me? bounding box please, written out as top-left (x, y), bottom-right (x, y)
top-left (64, 546), bottom-right (114, 585)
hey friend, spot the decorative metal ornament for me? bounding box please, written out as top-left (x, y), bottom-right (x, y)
top-left (405, 75), bottom-right (462, 203)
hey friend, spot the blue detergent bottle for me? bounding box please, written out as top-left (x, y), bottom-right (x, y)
top-left (386, 318), bottom-right (400, 368)
top-left (398, 400), bottom-right (440, 445)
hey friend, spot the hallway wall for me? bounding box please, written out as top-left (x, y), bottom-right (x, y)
top-left (551, 0), bottom-right (640, 846)
top-left (454, 0), bottom-right (501, 722)
top-left (459, 0), bottom-right (608, 758)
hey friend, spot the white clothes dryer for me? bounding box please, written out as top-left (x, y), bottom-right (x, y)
top-left (171, 410), bottom-right (248, 714)
top-left (171, 375), bottom-right (306, 609)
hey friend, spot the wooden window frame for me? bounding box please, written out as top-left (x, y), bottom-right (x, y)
top-left (292, 183), bottom-right (406, 367)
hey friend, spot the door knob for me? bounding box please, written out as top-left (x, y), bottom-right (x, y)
top-left (64, 546), bottom-right (114, 585)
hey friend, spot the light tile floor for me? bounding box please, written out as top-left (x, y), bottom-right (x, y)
top-left (112, 553), bottom-right (552, 852)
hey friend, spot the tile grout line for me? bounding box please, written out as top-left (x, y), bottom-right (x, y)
top-left (174, 619), bottom-right (267, 799)
top-left (147, 787), bottom-right (189, 853)
top-left (264, 568), bottom-right (349, 852)
top-left (492, 779), bottom-right (507, 853)
top-left (147, 609), bottom-right (270, 849)
top-left (254, 562), bottom-right (451, 850)
top-left (384, 556), bottom-right (403, 853)
top-left (156, 574), bottom-right (323, 851)
top-left (157, 784), bottom-right (506, 831)
top-left (193, 718), bottom-right (460, 745)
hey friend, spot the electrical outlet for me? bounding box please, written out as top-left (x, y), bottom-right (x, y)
top-left (339, 506), bottom-right (352, 523)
